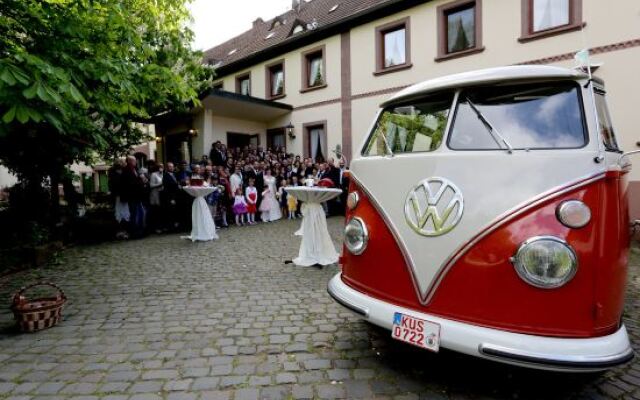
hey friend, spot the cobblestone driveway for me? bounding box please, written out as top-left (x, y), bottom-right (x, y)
top-left (1, 217), bottom-right (640, 400)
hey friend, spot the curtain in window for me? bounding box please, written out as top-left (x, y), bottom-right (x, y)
top-left (271, 70), bottom-right (284, 96)
top-left (447, 7), bottom-right (475, 53)
top-left (533, 0), bottom-right (569, 32)
top-left (241, 79), bottom-right (250, 96)
top-left (273, 133), bottom-right (285, 149)
top-left (309, 127), bottom-right (325, 162)
top-left (308, 57), bottom-right (323, 87)
top-left (384, 28), bottom-right (406, 67)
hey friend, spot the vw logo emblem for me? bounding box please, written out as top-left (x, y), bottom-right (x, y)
top-left (404, 177), bottom-right (464, 237)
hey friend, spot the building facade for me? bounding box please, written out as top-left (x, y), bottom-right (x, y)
top-left (154, 0), bottom-right (640, 214)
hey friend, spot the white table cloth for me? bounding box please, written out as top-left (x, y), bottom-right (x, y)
top-left (286, 186), bottom-right (342, 266)
top-left (182, 186), bottom-right (218, 242)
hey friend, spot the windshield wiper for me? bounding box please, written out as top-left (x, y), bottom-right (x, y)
top-left (465, 96), bottom-right (514, 154)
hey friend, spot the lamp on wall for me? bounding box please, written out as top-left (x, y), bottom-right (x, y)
top-left (285, 122), bottom-right (295, 139)
top-left (188, 128), bottom-right (198, 137)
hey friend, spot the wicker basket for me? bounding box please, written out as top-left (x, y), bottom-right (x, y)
top-left (11, 282), bottom-right (67, 333)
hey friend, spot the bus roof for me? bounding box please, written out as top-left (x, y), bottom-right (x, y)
top-left (381, 65), bottom-right (589, 107)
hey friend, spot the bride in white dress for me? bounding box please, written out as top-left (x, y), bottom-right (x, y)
top-left (260, 169), bottom-right (282, 222)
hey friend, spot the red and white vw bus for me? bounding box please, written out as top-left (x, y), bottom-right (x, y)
top-left (329, 65), bottom-right (634, 371)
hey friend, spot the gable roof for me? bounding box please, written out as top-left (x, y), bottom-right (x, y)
top-left (203, 0), bottom-right (430, 76)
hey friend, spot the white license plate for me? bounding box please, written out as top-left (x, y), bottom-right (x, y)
top-left (392, 312), bottom-right (441, 352)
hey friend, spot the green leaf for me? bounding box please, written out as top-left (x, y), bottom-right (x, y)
top-left (67, 83), bottom-right (86, 104)
top-left (0, 69), bottom-right (17, 86)
top-left (10, 67), bottom-right (30, 86)
top-left (2, 106), bottom-right (16, 123)
top-left (43, 112), bottom-right (63, 132)
top-left (15, 106), bottom-right (29, 124)
top-left (36, 82), bottom-right (48, 101)
top-left (27, 108), bottom-right (42, 123)
top-left (43, 84), bottom-right (62, 104)
top-left (23, 83), bottom-right (39, 99)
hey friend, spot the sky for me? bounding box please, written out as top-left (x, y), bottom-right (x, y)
top-left (188, 0), bottom-right (293, 51)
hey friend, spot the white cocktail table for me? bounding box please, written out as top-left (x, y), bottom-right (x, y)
top-left (285, 186), bottom-right (342, 266)
top-left (182, 186), bottom-right (219, 241)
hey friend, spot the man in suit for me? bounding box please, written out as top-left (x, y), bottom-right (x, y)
top-left (121, 156), bottom-right (147, 238)
top-left (325, 158), bottom-right (340, 186)
top-left (161, 162), bottom-right (180, 231)
top-left (210, 141), bottom-right (227, 166)
top-left (303, 158), bottom-right (314, 178)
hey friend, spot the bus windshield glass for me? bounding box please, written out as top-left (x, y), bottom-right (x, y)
top-left (448, 82), bottom-right (587, 150)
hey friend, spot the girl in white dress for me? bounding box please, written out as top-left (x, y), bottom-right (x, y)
top-left (260, 169), bottom-right (282, 222)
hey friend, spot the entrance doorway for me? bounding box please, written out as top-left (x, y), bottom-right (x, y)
top-left (227, 132), bottom-right (260, 149)
top-left (164, 133), bottom-right (192, 164)
top-left (267, 128), bottom-right (286, 151)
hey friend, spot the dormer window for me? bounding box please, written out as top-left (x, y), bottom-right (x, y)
top-left (270, 17), bottom-right (283, 30)
top-left (289, 19), bottom-right (307, 36)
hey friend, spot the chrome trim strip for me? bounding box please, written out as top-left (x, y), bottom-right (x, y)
top-left (423, 171), bottom-right (606, 305)
top-left (479, 343), bottom-right (634, 370)
top-left (327, 278), bottom-right (369, 317)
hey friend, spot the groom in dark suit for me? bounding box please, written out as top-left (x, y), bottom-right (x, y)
top-left (209, 141), bottom-right (227, 167)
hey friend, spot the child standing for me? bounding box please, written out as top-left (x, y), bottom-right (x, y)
top-left (277, 178), bottom-right (288, 218)
top-left (245, 178), bottom-right (258, 225)
top-left (232, 187), bottom-right (248, 226)
top-left (287, 185), bottom-right (298, 220)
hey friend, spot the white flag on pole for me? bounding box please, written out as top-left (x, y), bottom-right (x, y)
top-left (574, 49), bottom-right (590, 69)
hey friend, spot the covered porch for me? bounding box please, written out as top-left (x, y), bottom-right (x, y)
top-left (154, 90), bottom-right (293, 164)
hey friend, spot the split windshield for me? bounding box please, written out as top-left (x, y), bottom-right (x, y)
top-left (449, 82), bottom-right (587, 150)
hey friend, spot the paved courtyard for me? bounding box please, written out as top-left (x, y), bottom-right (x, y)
top-left (1, 217), bottom-right (640, 400)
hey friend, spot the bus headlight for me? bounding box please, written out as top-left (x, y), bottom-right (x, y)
top-left (344, 217), bottom-right (368, 255)
top-left (512, 236), bottom-right (577, 289)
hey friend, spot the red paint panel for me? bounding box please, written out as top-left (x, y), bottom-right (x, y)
top-left (428, 184), bottom-right (599, 337)
top-left (592, 171), bottom-right (629, 332)
top-left (341, 180), bottom-right (420, 310)
top-left (342, 176), bottom-right (629, 338)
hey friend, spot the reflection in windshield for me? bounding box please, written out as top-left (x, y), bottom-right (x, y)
top-left (449, 83), bottom-right (586, 150)
top-left (363, 95), bottom-right (452, 156)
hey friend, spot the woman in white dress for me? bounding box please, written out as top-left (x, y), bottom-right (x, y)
top-left (260, 169), bottom-right (282, 222)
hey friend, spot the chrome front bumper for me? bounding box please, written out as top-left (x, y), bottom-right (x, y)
top-left (328, 273), bottom-right (634, 372)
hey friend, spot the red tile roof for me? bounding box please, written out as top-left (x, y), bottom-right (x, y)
top-left (203, 0), bottom-right (407, 74)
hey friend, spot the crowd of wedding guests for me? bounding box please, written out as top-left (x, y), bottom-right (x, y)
top-left (107, 142), bottom-right (349, 239)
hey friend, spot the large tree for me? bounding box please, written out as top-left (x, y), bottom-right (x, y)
top-left (0, 0), bottom-right (212, 222)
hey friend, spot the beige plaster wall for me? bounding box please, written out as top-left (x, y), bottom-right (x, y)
top-left (349, 0), bottom-right (640, 97)
top-left (216, 35), bottom-right (342, 108)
